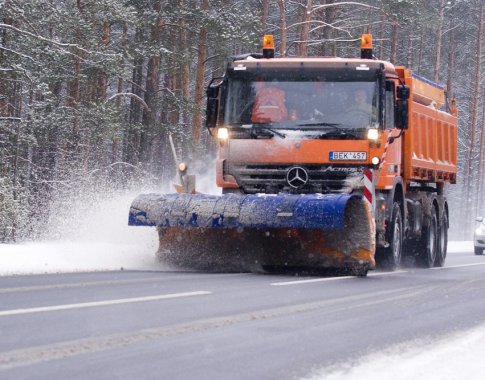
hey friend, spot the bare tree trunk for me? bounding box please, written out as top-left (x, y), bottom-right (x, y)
top-left (97, 19), bottom-right (110, 99)
top-left (477, 86), bottom-right (485, 214)
top-left (116, 23), bottom-right (127, 109)
top-left (125, 27), bottom-right (145, 164)
top-left (181, 31), bottom-right (191, 140)
top-left (321, 0), bottom-right (336, 56)
top-left (112, 22), bottom-right (127, 163)
top-left (446, 19), bottom-right (455, 101)
top-left (417, 27), bottom-right (424, 75)
top-left (407, 32), bottom-right (413, 68)
top-left (299, 0), bottom-right (313, 56)
top-left (464, 4), bottom-right (484, 234)
top-left (141, 0), bottom-right (162, 163)
top-left (433, 0), bottom-right (446, 83)
top-left (378, 15), bottom-right (384, 60)
top-left (67, 55), bottom-right (81, 148)
top-left (261, 0), bottom-right (270, 33)
top-left (390, 16), bottom-right (398, 63)
top-left (276, 0), bottom-right (287, 56)
top-left (191, 0), bottom-right (209, 159)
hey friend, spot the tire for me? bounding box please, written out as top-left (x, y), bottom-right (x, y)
top-left (376, 202), bottom-right (403, 270)
top-left (475, 247), bottom-right (483, 255)
top-left (417, 207), bottom-right (438, 268)
top-left (434, 211), bottom-right (448, 267)
top-left (351, 265), bottom-right (369, 277)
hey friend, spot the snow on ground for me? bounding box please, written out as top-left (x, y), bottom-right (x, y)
top-left (0, 192), bottom-right (164, 276)
top-left (447, 240), bottom-right (474, 253)
top-left (0, 237), bottom-right (475, 276)
top-left (305, 324), bottom-right (485, 380)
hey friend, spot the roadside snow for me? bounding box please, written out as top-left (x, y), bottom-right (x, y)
top-left (0, 238), bottom-right (160, 276)
top-left (0, 240), bottom-right (475, 276)
top-left (305, 323), bottom-right (485, 380)
top-left (447, 240), bottom-right (474, 253)
top-left (0, 191), bottom-right (163, 275)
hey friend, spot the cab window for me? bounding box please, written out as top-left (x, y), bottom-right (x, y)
top-left (385, 81), bottom-right (395, 129)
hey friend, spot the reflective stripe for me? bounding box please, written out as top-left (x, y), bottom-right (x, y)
top-left (363, 168), bottom-right (375, 216)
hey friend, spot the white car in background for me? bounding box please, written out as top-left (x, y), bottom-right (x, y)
top-left (474, 217), bottom-right (485, 255)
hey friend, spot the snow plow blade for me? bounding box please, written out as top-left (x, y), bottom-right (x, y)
top-left (129, 193), bottom-right (375, 274)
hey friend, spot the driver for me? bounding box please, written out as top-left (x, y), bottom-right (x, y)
top-left (251, 82), bottom-right (288, 123)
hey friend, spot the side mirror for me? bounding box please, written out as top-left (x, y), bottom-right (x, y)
top-left (396, 99), bottom-right (408, 130)
top-left (205, 78), bottom-right (223, 130)
top-left (397, 85), bottom-right (410, 100)
top-left (477, 217), bottom-right (483, 222)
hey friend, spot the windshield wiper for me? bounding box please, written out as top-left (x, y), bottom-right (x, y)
top-left (294, 122), bottom-right (360, 139)
top-left (296, 122), bottom-right (341, 128)
top-left (317, 127), bottom-right (360, 139)
top-left (249, 124), bottom-right (286, 139)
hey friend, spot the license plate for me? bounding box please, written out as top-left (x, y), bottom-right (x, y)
top-left (329, 151), bottom-right (367, 161)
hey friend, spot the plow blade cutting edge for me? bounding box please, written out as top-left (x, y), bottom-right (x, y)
top-left (129, 193), bottom-right (375, 274)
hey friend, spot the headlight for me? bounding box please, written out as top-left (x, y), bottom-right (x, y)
top-left (367, 128), bottom-right (379, 140)
top-left (217, 127), bottom-right (229, 140)
top-left (371, 156), bottom-right (380, 165)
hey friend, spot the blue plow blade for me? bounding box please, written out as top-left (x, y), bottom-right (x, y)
top-left (128, 193), bottom-right (358, 230)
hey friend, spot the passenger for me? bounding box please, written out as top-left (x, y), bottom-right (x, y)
top-left (251, 82), bottom-right (288, 123)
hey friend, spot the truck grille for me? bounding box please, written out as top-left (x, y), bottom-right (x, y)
top-left (226, 163), bottom-right (363, 194)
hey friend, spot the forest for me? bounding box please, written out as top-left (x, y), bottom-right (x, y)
top-left (0, 0), bottom-right (482, 242)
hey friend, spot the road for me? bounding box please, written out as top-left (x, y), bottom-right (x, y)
top-left (1, 249), bottom-right (485, 380)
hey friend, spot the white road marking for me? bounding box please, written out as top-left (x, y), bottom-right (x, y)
top-left (270, 270), bottom-right (408, 286)
top-left (271, 276), bottom-right (354, 286)
top-left (0, 291), bottom-right (212, 317)
top-left (368, 270), bottom-right (409, 276)
top-left (0, 273), bottom-right (243, 294)
top-left (431, 262), bottom-right (485, 270)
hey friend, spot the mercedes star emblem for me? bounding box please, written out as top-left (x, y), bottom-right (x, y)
top-left (286, 166), bottom-right (309, 188)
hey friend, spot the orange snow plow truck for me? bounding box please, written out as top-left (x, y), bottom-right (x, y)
top-left (129, 34), bottom-right (457, 276)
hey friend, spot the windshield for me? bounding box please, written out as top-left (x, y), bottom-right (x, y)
top-left (224, 76), bottom-right (378, 131)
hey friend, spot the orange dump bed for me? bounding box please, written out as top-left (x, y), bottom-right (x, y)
top-left (397, 68), bottom-right (458, 184)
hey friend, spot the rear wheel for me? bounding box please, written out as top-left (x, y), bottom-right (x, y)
top-left (376, 202), bottom-right (403, 270)
top-left (475, 247), bottom-right (483, 255)
top-left (417, 207), bottom-right (438, 268)
top-left (434, 211), bottom-right (448, 267)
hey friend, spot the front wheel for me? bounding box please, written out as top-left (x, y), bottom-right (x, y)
top-left (376, 202), bottom-right (403, 270)
top-left (475, 247), bottom-right (483, 255)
